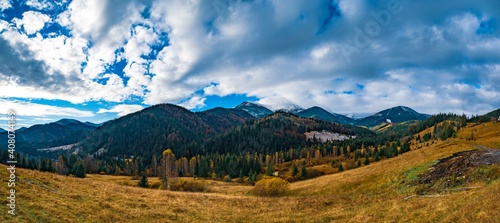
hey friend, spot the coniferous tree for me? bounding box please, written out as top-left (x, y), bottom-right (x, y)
top-left (364, 157), bottom-right (370, 165)
top-left (266, 164), bottom-right (274, 176)
top-left (301, 165), bottom-right (307, 178)
top-left (291, 164), bottom-right (299, 178)
top-left (138, 173), bottom-right (149, 188)
top-left (72, 161), bottom-right (86, 178)
top-left (338, 163), bottom-right (344, 172)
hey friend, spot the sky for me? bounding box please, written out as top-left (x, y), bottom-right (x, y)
top-left (0, 0), bottom-right (499, 128)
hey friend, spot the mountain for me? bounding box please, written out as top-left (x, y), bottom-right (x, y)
top-left (275, 103), bottom-right (304, 114)
top-left (234, 101), bottom-right (273, 118)
top-left (0, 119), bottom-right (98, 154)
top-left (76, 104), bottom-right (254, 158)
top-left (355, 106), bottom-right (430, 128)
top-left (296, 106), bottom-right (355, 125)
top-left (0, 128), bottom-right (5, 133)
top-left (203, 112), bottom-right (375, 155)
top-left (470, 108), bottom-right (500, 122)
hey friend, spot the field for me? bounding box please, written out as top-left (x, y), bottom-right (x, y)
top-left (1, 122), bottom-right (499, 222)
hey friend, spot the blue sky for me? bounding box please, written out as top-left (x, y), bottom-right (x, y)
top-left (0, 0), bottom-right (499, 128)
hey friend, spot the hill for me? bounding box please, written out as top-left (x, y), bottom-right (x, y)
top-left (1, 122), bottom-right (498, 222)
top-left (76, 104), bottom-right (253, 159)
top-left (234, 101), bottom-right (273, 118)
top-left (470, 108), bottom-right (500, 122)
top-left (0, 128), bottom-right (5, 133)
top-left (296, 106), bottom-right (355, 125)
top-left (203, 112), bottom-right (374, 154)
top-left (355, 106), bottom-right (429, 127)
top-left (0, 119), bottom-right (97, 155)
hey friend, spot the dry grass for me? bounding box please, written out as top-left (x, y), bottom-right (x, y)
top-left (0, 122), bottom-right (499, 222)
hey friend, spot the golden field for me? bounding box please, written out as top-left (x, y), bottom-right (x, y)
top-left (1, 122), bottom-right (499, 222)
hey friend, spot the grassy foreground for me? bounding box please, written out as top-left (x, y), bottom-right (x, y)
top-left (1, 122), bottom-right (499, 222)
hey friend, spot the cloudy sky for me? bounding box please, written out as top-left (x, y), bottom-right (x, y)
top-left (1, 0), bottom-right (499, 127)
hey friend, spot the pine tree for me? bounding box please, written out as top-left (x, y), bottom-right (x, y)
top-left (266, 164), bottom-right (274, 176)
top-left (238, 169), bottom-right (244, 183)
top-left (291, 164), bottom-right (299, 178)
top-left (301, 165), bottom-right (307, 178)
top-left (338, 163), bottom-right (344, 172)
top-left (138, 173), bottom-right (149, 188)
top-left (364, 157), bottom-right (370, 165)
top-left (72, 161), bottom-right (86, 178)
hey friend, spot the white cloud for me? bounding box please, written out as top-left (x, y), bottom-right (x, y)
top-left (25, 0), bottom-right (59, 10)
top-left (0, 0), bottom-right (11, 10)
top-left (178, 96), bottom-right (206, 110)
top-left (97, 104), bottom-right (144, 117)
top-left (0, 99), bottom-right (94, 117)
top-left (0, 0), bottom-right (499, 118)
top-left (13, 11), bottom-right (51, 35)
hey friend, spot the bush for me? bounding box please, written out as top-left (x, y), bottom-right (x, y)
top-left (223, 175), bottom-right (232, 182)
top-left (150, 181), bottom-right (161, 189)
top-left (168, 179), bottom-right (208, 192)
top-left (252, 176), bottom-right (290, 197)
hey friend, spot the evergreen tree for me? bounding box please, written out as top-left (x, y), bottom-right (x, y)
top-left (364, 157), bottom-right (370, 165)
top-left (72, 161), bottom-right (86, 178)
top-left (138, 173), bottom-right (149, 188)
top-left (301, 165), bottom-right (307, 178)
top-left (266, 164), bottom-right (274, 176)
top-left (291, 164), bottom-right (299, 178)
top-left (238, 169), bottom-right (244, 183)
top-left (338, 163), bottom-right (344, 172)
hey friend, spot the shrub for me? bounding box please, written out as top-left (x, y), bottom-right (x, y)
top-left (305, 169), bottom-right (325, 179)
top-left (252, 176), bottom-right (290, 197)
top-left (168, 179), bottom-right (208, 192)
top-left (223, 175), bottom-right (232, 182)
top-left (150, 181), bottom-right (161, 189)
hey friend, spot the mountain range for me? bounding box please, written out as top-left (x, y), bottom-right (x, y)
top-left (76, 104), bottom-right (255, 158)
top-left (0, 119), bottom-right (99, 155)
top-left (1, 102), bottom-right (473, 159)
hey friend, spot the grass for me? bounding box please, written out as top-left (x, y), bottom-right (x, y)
top-left (1, 122), bottom-right (499, 222)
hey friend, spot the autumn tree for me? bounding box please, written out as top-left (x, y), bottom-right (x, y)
top-left (161, 149), bottom-right (177, 190)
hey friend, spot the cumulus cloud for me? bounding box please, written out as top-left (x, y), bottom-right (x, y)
top-left (0, 0), bottom-right (11, 11)
top-left (97, 104), bottom-right (145, 117)
top-left (0, 0), bottom-right (499, 119)
top-left (13, 11), bottom-right (51, 35)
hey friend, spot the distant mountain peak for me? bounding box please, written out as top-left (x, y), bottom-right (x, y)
top-left (276, 103), bottom-right (304, 114)
top-left (355, 106), bottom-right (429, 127)
top-left (296, 106), bottom-right (355, 125)
top-left (235, 101), bottom-right (266, 108)
top-left (54, 118), bottom-right (80, 126)
top-left (234, 101), bottom-right (273, 118)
